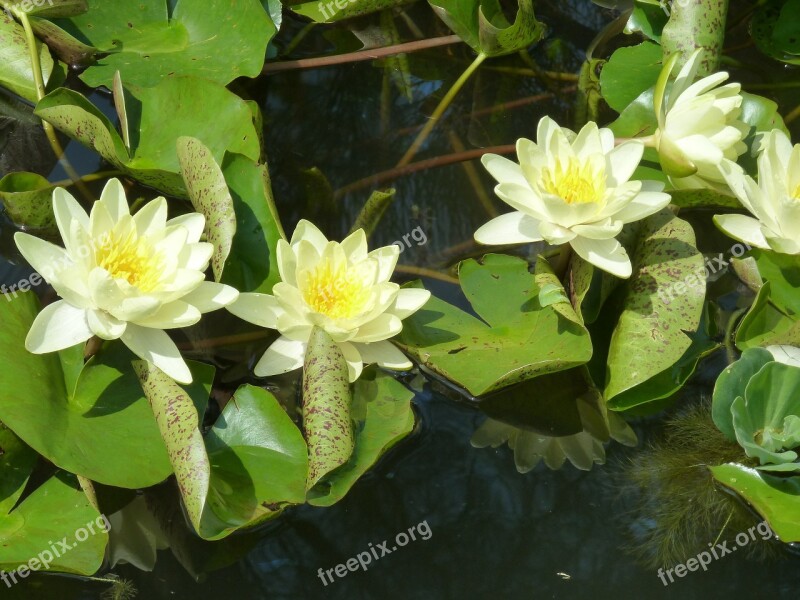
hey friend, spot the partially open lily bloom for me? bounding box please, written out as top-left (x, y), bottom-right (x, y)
top-left (13, 179), bottom-right (238, 384)
top-left (474, 116), bottom-right (671, 278)
top-left (227, 220), bottom-right (430, 382)
top-left (653, 49), bottom-right (748, 191)
top-left (714, 129), bottom-right (800, 254)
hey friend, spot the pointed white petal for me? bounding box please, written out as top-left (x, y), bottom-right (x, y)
top-left (133, 197), bottom-right (168, 236)
top-left (614, 190), bottom-right (672, 224)
top-left (99, 178), bottom-right (130, 221)
top-left (354, 340), bottom-right (412, 370)
top-left (712, 214), bottom-right (769, 249)
top-left (166, 212), bottom-right (205, 243)
top-left (569, 219), bottom-right (621, 240)
top-left (481, 154), bottom-right (528, 187)
top-left (367, 245), bottom-right (400, 282)
top-left (25, 301), bottom-right (93, 353)
top-left (539, 221), bottom-right (578, 244)
top-left (351, 313), bottom-right (402, 343)
top-left (52, 187), bottom-right (89, 254)
top-left (276, 239), bottom-right (297, 286)
top-left (606, 141), bottom-right (644, 187)
top-left (338, 341), bottom-right (364, 382)
top-left (227, 292), bottom-right (283, 328)
top-left (390, 288), bottom-right (431, 319)
top-left (474, 212), bottom-right (543, 245)
top-left (132, 300), bottom-right (201, 329)
top-left (87, 309), bottom-right (127, 340)
top-left (340, 228), bottom-right (368, 263)
top-left (253, 336), bottom-right (306, 377)
top-left (570, 237), bottom-right (632, 278)
top-left (121, 325), bottom-right (192, 384)
top-left (182, 282), bottom-right (238, 313)
top-left (290, 219), bottom-right (328, 251)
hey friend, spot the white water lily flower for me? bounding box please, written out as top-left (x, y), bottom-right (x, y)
top-left (227, 220), bottom-right (430, 382)
top-left (13, 179), bottom-right (238, 384)
top-left (474, 116), bottom-right (671, 278)
top-left (653, 49), bottom-right (748, 191)
top-left (714, 129), bottom-right (800, 254)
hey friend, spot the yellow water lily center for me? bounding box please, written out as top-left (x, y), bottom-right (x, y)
top-left (227, 219), bottom-right (431, 382)
top-left (474, 116), bottom-right (671, 278)
top-left (13, 179), bottom-right (239, 384)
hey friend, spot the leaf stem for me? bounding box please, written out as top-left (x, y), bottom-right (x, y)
top-left (396, 52), bottom-right (487, 168)
top-left (13, 8), bottom-right (94, 202)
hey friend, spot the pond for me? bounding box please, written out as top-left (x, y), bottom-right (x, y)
top-left (1, 1), bottom-right (800, 599)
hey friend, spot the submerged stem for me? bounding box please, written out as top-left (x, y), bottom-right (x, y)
top-left (396, 52), bottom-right (487, 168)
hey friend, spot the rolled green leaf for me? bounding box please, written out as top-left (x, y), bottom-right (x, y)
top-left (303, 327), bottom-right (354, 490)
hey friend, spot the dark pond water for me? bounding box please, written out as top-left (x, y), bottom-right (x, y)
top-left (2, 1), bottom-right (800, 598)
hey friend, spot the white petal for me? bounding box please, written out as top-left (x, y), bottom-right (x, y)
top-left (354, 340), bottom-right (412, 370)
top-left (89, 201), bottom-right (115, 240)
top-left (121, 325), bottom-right (192, 384)
top-left (569, 237), bottom-right (632, 278)
top-left (390, 288), bottom-right (431, 319)
top-left (474, 212), bottom-right (543, 245)
top-left (25, 301), bottom-right (93, 353)
top-left (166, 213), bottom-right (206, 243)
top-left (606, 141), bottom-right (644, 187)
top-left (99, 178), bottom-right (130, 221)
top-left (227, 292), bottom-right (283, 329)
top-left (481, 154), bottom-right (528, 187)
top-left (132, 301), bottom-right (201, 329)
top-left (133, 197), bottom-right (168, 236)
top-left (569, 220), bottom-right (621, 240)
top-left (340, 228), bottom-right (368, 263)
top-left (177, 242), bottom-right (213, 271)
top-left (614, 190), bottom-right (672, 224)
top-left (494, 182), bottom-right (550, 221)
top-left (539, 221), bottom-right (578, 244)
top-left (290, 219), bottom-right (328, 252)
top-left (276, 239), bottom-right (297, 287)
top-left (15, 232), bottom-right (71, 280)
top-left (367, 245), bottom-right (400, 282)
top-left (182, 282), bottom-right (238, 313)
top-left (712, 214), bottom-right (769, 249)
top-left (87, 309), bottom-right (126, 340)
top-left (338, 341), bottom-right (364, 382)
top-left (351, 313), bottom-right (402, 343)
top-left (52, 187), bottom-right (88, 254)
top-left (253, 336), bottom-right (306, 377)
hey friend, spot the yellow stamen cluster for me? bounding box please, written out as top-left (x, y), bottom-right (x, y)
top-left (541, 158), bottom-right (605, 204)
top-left (300, 257), bottom-right (371, 319)
top-left (95, 227), bottom-right (164, 292)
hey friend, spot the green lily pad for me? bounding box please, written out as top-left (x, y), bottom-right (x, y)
top-left (203, 385), bottom-right (309, 538)
top-left (429, 0), bottom-right (545, 57)
top-left (736, 251), bottom-right (800, 349)
top-left (308, 367), bottom-right (415, 506)
top-left (712, 347), bottom-right (773, 442)
top-left (0, 471), bottom-right (108, 575)
top-left (625, 0), bottom-right (668, 42)
top-left (0, 171), bottom-right (56, 230)
top-left (730, 362), bottom-right (800, 470)
top-left (35, 77), bottom-right (260, 197)
top-left (290, 0), bottom-right (416, 23)
top-left (604, 209), bottom-right (706, 410)
top-left (219, 153), bottom-right (285, 294)
top-left (0, 292), bottom-right (213, 489)
top-left (0, 11), bottom-right (57, 102)
top-left (600, 41), bottom-right (663, 113)
top-left (48, 0), bottom-right (276, 88)
top-left (0, 422), bottom-right (37, 516)
top-left (751, 0), bottom-right (800, 66)
top-left (0, 0), bottom-right (88, 18)
top-left (396, 254), bottom-right (592, 397)
top-left (710, 462), bottom-right (800, 542)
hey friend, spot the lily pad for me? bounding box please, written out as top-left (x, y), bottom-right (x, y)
top-left (710, 463), bottom-right (800, 542)
top-left (600, 41), bottom-right (662, 113)
top-left (308, 367), bottom-right (416, 506)
top-left (0, 171), bottom-right (56, 230)
top-left (396, 254), bottom-right (592, 397)
top-left (712, 347), bottom-right (773, 442)
top-left (0, 11), bottom-right (57, 102)
top-left (0, 471), bottom-right (108, 575)
top-left (429, 0), bottom-right (545, 57)
top-left (604, 209), bottom-right (706, 410)
top-left (290, 0), bottom-right (416, 23)
top-left (35, 77), bottom-right (261, 197)
top-left (0, 292), bottom-right (213, 489)
top-left (661, 0), bottom-right (727, 75)
top-left (48, 0), bottom-right (277, 88)
top-left (751, 0), bottom-right (800, 66)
